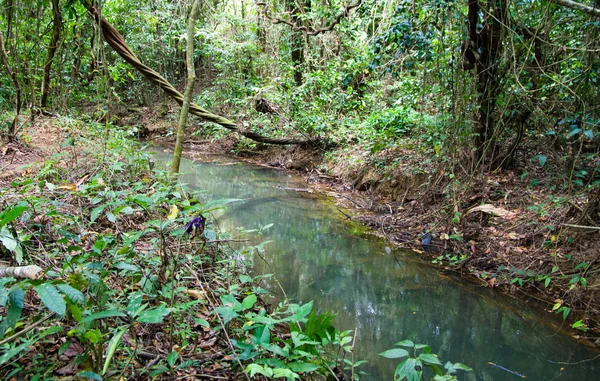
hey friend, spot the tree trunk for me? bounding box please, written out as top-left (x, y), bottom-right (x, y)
top-left (0, 30), bottom-right (21, 141)
top-left (289, 0), bottom-right (304, 86)
top-left (473, 0), bottom-right (507, 162)
top-left (171, 0), bottom-right (202, 173)
top-left (40, 0), bottom-right (62, 109)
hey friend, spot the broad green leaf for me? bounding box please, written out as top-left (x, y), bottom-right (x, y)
top-left (166, 351), bottom-right (179, 367)
top-left (90, 205), bottom-right (106, 222)
top-left (0, 204), bottom-right (28, 228)
top-left (379, 348), bottom-right (409, 359)
top-left (214, 306), bottom-right (238, 324)
top-left (272, 368), bottom-right (300, 379)
top-left (287, 361), bottom-right (320, 373)
top-left (102, 326), bottom-right (127, 375)
top-left (0, 226), bottom-right (18, 251)
top-left (81, 310), bottom-right (126, 324)
top-left (56, 283), bottom-right (85, 304)
top-left (396, 339), bottom-right (415, 348)
top-left (239, 274), bottom-right (252, 284)
top-left (246, 364), bottom-right (273, 378)
top-left (136, 304), bottom-right (171, 324)
top-left (419, 353), bottom-right (442, 365)
top-left (36, 283), bottom-right (66, 316)
top-left (113, 262), bottom-right (140, 272)
top-left (241, 294), bottom-right (257, 310)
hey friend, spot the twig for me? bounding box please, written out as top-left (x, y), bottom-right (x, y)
top-left (562, 223), bottom-right (600, 231)
top-left (0, 312), bottom-right (55, 346)
top-left (257, 1), bottom-right (362, 37)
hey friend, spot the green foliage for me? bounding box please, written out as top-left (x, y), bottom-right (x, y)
top-left (380, 340), bottom-right (472, 380)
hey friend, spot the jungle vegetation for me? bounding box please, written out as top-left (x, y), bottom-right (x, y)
top-left (0, 0), bottom-right (599, 379)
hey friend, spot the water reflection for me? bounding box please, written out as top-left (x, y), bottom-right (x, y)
top-left (153, 150), bottom-right (600, 380)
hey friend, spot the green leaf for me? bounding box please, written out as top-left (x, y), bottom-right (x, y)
top-left (239, 274), bottom-right (252, 284)
top-left (0, 204), bottom-right (28, 228)
top-left (166, 351), bottom-right (179, 367)
top-left (136, 304), bottom-right (171, 324)
top-left (113, 262), bottom-right (140, 272)
top-left (81, 310), bottom-right (126, 324)
top-left (419, 353), bottom-right (442, 365)
top-left (0, 340), bottom-right (33, 365)
top-left (214, 306), bottom-right (238, 324)
top-left (90, 205), bottom-right (106, 222)
top-left (102, 326), bottom-right (127, 375)
top-left (287, 361), bottom-right (320, 373)
top-left (35, 283), bottom-right (66, 316)
top-left (78, 371), bottom-right (103, 380)
top-left (246, 364), bottom-right (273, 378)
top-left (241, 294), bottom-right (257, 310)
top-left (396, 339), bottom-right (415, 348)
top-left (0, 225), bottom-right (18, 251)
top-left (379, 348), bottom-right (409, 359)
top-left (272, 367), bottom-right (300, 379)
top-left (56, 283), bottom-right (85, 304)
top-left (193, 317), bottom-right (210, 328)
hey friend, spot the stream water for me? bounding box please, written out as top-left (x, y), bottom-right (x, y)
top-left (153, 149), bottom-right (599, 380)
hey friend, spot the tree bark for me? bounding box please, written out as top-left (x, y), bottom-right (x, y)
top-left (40, 0), bottom-right (62, 109)
top-left (0, 30), bottom-right (21, 141)
top-left (171, 0), bottom-right (201, 173)
top-left (288, 0), bottom-right (305, 86)
top-left (473, 0), bottom-right (507, 162)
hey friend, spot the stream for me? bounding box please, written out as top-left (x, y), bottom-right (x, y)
top-left (152, 149), bottom-right (600, 380)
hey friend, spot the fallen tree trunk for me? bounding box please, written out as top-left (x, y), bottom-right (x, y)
top-left (82, 1), bottom-right (311, 146)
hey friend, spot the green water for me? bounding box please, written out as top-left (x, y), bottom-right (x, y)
top-left (153, 149), bottom-right (599, 380)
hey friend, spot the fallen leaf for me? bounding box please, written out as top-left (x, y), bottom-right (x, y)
top-left (466, 204), bottom-right (517, 219)
top-left (58, 183), bottom-right (77, 192)
top-left (186, 289), bottom-right (206, 300)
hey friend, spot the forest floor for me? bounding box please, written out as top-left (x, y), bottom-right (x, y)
top-left (1, 115), bottom-right (354, 379)
top-left (145, 107), bottom-right (600, 348)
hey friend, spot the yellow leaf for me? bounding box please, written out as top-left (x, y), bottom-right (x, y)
top-left (167, 205), bottom-right (178, 220)
top-left (58, 183), bottom-right (77, 191)
top-left (551, 235), bottom-right (557, 242)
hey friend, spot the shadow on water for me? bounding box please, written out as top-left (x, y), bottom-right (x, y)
top-left (152, 149), bottom-right (600, 381)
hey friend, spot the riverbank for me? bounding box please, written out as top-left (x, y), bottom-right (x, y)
top-left (147, 109), bottom-right (600, 346)
top-left (0, 116), bottom-right (358, 379)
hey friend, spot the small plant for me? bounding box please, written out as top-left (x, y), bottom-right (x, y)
top-left (380, 340), bottom-right (471, 380)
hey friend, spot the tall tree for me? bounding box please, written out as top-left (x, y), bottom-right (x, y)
top-left (171, 0), bottom-right (202, 173)
top-left (0, 29), bottom-right (21, 141)
top-left (40, 0), bottom-right (62, 109)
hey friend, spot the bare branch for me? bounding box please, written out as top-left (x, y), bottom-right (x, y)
top-left (257, 0), bottom-right (362, 37)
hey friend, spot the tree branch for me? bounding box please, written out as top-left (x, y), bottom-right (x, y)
top-left (256, 0), bottom-right (362, 37)
top-left (551, 0), bottom-right (600, 18)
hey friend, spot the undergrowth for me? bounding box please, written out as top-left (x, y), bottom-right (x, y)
top-left (0, 119), bottom-right (363, 380)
